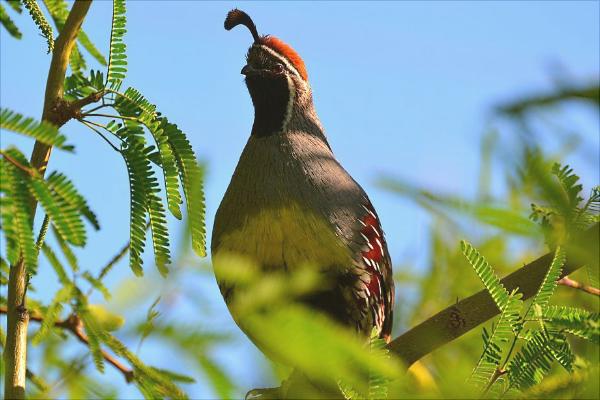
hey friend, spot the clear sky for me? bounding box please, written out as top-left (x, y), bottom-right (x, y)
top-left (1, 1), bottom-right (599, 398)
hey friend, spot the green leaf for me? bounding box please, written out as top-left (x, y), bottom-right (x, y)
top-left (41, 243), bottom-right (70, 284)
top-left (0, 3), bottom-right (22, 38)
top-left (118, 121), bottom-right (172, 275)
top-left (46, 171), bottom-right (100, 230)
top-left (0, 153), bottom-right (37, 270)
top-left (101, 332), bottom-right (188, 399)
top-left (87, 304), bottom-right (124, 331)
top-left (461, 241), bottom-right (512, 311)
top-left (79, 304), bottom-right (106, 373)
top-left (118, 123), bottom-right (149, 276)
top-left (1, 108), bottom-right (73, 150)
top-left (28, 170), bottom-right (87, 247)
top-left (164, 120), bottom-right (206, 257)
top-left (507, 330), bottom-right (556, 391)
top-left (469, 289), bottom-right (523, 389)
top-left (22, 0), bottom-right (54, 53)
top-left (149, 367), bottom-right (196, 384)
top-left (77, 29), bottom-right (107, 66)
top-left (82, 272), bottom-right (111, 301)
top-left (6, 1), bottom-right (22, 13)
top-left (542, 306), bottom-right (599, 344)
top-left (51, 225), bottom-right (80, 272)
top-left (69, 44), bottom-right (87, 75)
top-left (107, 0), bottom-right (128, 89)
top-left (525, 246), bottom-right (566, 319)
top-left (113, 88), bottom-right (182, 220)
top-left (32, 283), bottom-right (74, 345)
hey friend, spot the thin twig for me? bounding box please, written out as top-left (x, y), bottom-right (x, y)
top-left (0, 151), bottom-right (37, 176)
top-left (0, 306), bottom-right (135, 384)
top-left (70, 90), bottom-right (105, 110)
top-left (82, 113), bottom-right (139, 122)
top-left (558, 276), bottom-right (600, 296)
top-left (83, 103), bottom-right (110, 115)
top-left (80, 120), bottom-right (122, 153)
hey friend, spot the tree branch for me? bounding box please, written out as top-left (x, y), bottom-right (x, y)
top-left (388, 223), bottom-right (599, 367)
top-left (0, 306), bottom-right (134, 384)
top-left (557, 276), bottom-right (600, 296)
top-left (4, 2), bottom-right (92, 398)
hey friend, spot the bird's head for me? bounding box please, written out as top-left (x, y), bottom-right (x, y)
top-left (225, 9), bottom-right (316, 137)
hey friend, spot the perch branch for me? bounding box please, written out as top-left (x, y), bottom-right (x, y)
top-left (557, 276), bottom-right (600, 296)
top-left (4, 2), bottom-right (92, 398)
top-left (0, 306), bottom-right (134, 384)
top-left (388, 223), bottom-right (599, 367)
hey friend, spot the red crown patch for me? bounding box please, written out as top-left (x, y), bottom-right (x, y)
top-left (261, 36), bottom-right (308, 81)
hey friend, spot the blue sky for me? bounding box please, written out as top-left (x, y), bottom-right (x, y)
top-left (1, 1), bottom-right (599, 398)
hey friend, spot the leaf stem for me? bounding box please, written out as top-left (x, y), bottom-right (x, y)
top-left (82, 112), bottom-right (139, 122)
top-left (80, 120), bottom-right (122, 153)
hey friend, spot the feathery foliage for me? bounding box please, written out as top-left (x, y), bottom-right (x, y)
top-left (0, 153), bottom-right (37, 270)
top-left (107, 0), bottom-right (127, 89)
top-left (0, 3), bottom-right (22, 38)
top-left (1, 108), bottom-right (72, 150)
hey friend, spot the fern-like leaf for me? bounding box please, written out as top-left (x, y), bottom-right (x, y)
top-left (119, 124), bottom-right (148, 275)
top-left (113, 88), bottom-right (182, 220)
top-left (51, 225), bottom-right (79, 272)
top-left (461, 240), bottom-right (511, 310)
top-left (0, 159), bottom-right (20, 265)
top-left (78, 303), bottom-right (106, 373)
top-left (41, 243), bottom-right (69, 284)
top-left (164, 120), bottom-right (206, 256)
top-left (507, 330), bottom-right (556, 391)
top-left (469, 289), bottom-right (523, 388)
top-left (22, 0), bottom-right (54, 53)
top-left (0, 3), bottom-right (22, 38)
top-left (368, 328), bottom-right (390, 400)
top-left (32, 283), bottom-right (73, 345)
top-left (28, 170), bottom-right (87, 247)
top-left (1, 108), bottom-right (72, 150)
top-left (101, 332), bottom-right (188, 399)
top-left (7, 0), bottom-right (22, 13)
top-left (525, 246), bottom-right (566, 319)
top-left (542, 306), bottom-right (599, 344)
top-left (106, 0), bottom-right (127, 89)
top-left (46, 171), bottom-right (100, 230)
top-left (551, 163), bottom-right (583, 213)
top-left (1, 153), bottom-right (37, 270)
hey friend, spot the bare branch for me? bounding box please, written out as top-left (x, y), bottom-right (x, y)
top-left (558, 276), bottom-right (600, 297)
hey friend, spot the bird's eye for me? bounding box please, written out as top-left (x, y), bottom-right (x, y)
top-left (273, 63), bottom-right (285, 74)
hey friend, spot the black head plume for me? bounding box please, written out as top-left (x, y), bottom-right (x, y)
top-left (224, 9), bottom-right (260, 43)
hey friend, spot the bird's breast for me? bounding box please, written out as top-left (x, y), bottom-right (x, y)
top-left (212, 201), bottom-right (352, 279)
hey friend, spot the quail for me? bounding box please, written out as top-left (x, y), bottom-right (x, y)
top-left (212, 9), bottom-right (395, 350)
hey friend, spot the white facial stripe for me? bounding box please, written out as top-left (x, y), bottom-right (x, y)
top-left (259, 45), bottom-right (303, 81)
top-left (281, 75), bottom-right (295, 132)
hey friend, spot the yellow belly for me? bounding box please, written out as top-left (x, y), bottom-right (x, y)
top-left (213, 202), bottom-right (352, 282)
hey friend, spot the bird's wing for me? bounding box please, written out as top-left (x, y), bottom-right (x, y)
top-left (349, 198), bottom-right (395, 342)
